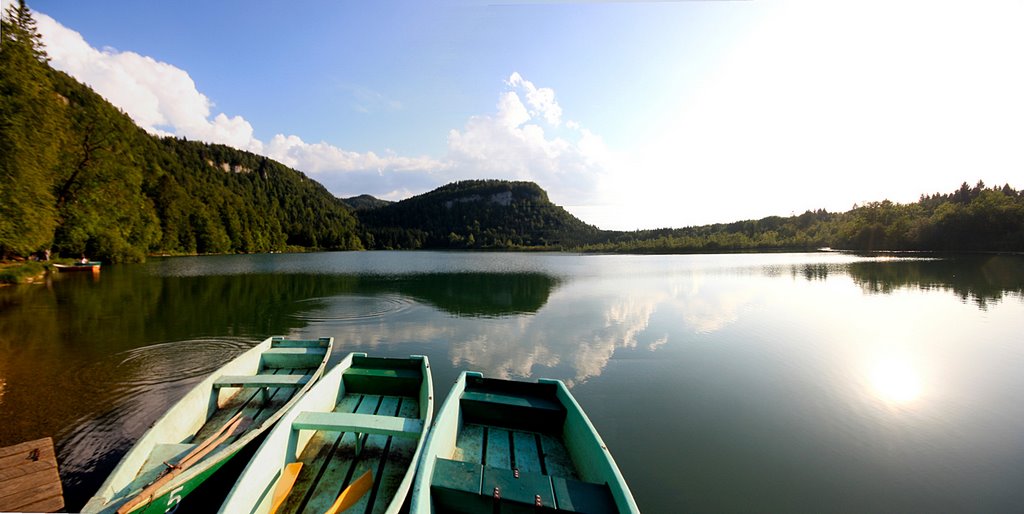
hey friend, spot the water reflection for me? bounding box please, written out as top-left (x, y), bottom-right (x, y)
top-left (846, 255), bottom-right (1024, 308)
top-left (3, 252), bottom-right (1024, 512)
top-left (868, 355), bottom-right (924, 405)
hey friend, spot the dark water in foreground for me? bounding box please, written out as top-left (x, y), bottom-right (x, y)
top-left (1, 251), bottom-right (1023, 512)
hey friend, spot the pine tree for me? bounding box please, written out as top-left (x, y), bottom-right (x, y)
top-left (0, 0), bottom-right (62, 258)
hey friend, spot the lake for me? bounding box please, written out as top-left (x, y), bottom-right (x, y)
top-left (1, 251), bottom-right (1023, 512)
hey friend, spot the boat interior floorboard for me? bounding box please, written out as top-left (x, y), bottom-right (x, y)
top-left (280, 393), bottom-right (421, 514)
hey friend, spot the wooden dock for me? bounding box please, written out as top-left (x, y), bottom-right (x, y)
top-left (0, 437), bottom-right (64, 512)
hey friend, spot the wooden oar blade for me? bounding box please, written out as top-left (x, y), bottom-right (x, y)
top-left (269, 462), bottom-right (304, 514)
top-left (324, 469), bottom-right (373, 514)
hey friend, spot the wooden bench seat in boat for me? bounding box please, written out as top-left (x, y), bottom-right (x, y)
top-left (260, 346), bottom-right (328, 368)
top-left (430, 458), bottom-right (615, 513)
top-left (459, 390), bottom-right (566, 434)
top-left (212, 374), bottom-right (310, 389)
top-left (291, 411), bottom-right (424, 438)
top-left (342, 365), bottom-right (423, 396)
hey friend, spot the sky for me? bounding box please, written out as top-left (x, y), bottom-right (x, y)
top-left (6, 0), bottom-right (1024, 230)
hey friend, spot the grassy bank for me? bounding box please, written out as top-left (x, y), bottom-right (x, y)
top-left (0, 261), bottom-right (49, 285)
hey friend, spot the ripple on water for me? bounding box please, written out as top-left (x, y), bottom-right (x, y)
top-left (56, 337), bottom-right (254, 509)
top-left (291, 294), bottom-right (416, 323)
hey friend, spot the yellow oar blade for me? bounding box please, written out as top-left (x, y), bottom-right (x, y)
top-left (324, 469), bottom-right (373, 514)
top-left (269, 462), bottom-right (304, 514)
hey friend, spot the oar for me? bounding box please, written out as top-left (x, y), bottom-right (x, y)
top-left (116, 414), bottom-right (251, 514)
top-left (324, 469), bottom-right (373, 514)
top-left (268, 462), bottom-right (304, 514)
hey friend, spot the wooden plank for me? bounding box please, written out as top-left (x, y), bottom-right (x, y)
top-left (14, 496), bottom-right (65, 513)
top-left (271, 337), bottom-right (331, 348)
top-left (299, 395), bottom-right (383, 514)
top-left (343, 367), bottom-right (420, 380)
top-left (0, 458), bottom-right (55, 482)
top-left (335, 396), bottom-right (400, 514)
top-left (292, 412), bottom-right (423, 438)
top-left (539, 434), bottom-right (578, 479)
top-left (370, 396), bottom-right (420, 514)
top-left (454, 424), bottom-right (485, 464)
top-left (0, 440), bottom-right (55, 469)
top-left (278, 394), bottom-right (363, 514)
top-left (0, 476), bottom-right (63, 512)
top-left (0, 437), bottom-right (54, 458)
top-left (512, 431), bottom-right (543, 474)
top-left (0, 437), bottom-right (63, 513)
top-left (485, 427), bottom-right (512, 470)
top-left (213, 374), bottom-right (310, 388)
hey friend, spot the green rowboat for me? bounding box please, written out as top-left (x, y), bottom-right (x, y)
top-left (410, 372), bottom-right (639, 514)
top-left (82, 336), bottom-right (333, 514)
top-left (218, 353), bottom-right (433, 514)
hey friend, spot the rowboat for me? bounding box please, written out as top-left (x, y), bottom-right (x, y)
top-left (219, 352), bottom-right (433, 514)
top-left (54, 261), bottom-right (101, 272)
top-left (83, 336), bottom-right (333, 514)
top-left (410, 372), bottom-right (639, 514)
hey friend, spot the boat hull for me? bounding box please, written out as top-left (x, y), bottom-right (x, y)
top-left (219, 352), bottom-right (433, 514)
top-left (411, 372), bottom-right (639, 514)
top-left (83, 336), bottom-right (333, 514)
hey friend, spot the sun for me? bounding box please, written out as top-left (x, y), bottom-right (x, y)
top-left (868, 357), bottom-right (923, 404)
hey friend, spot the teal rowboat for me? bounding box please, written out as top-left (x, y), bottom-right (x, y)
top-left (219, 353), bottom-right (433, 514)
top-left (410, 372), bottom-right (639, 514)
top-left (82, 336), bottom-right (333, 514)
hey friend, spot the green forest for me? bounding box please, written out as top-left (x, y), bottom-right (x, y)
top-left (2, 3), bottom-right (1023, 266)
top-left (0, 2), bottom-right (361, 264)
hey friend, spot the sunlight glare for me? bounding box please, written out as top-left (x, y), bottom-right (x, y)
top-left (869, 357), bottom-right (922, 405)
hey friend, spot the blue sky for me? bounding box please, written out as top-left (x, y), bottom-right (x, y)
top-left (9, 0), bottom-right (1024, 230)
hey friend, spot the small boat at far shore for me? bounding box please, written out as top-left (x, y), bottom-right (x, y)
top-left (83, 336), bottom-right (333, 514)
top-left (411, 372), bottom-right (639, 514)
top-left (219, 353), bottom-right (432, 514)
top-left (54, 261), bottom-right (101, 272)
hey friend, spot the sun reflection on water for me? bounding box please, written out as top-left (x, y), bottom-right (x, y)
top-left (868, 356), bottom-right (923, 405)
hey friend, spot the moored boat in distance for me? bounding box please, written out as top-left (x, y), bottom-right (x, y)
top-left (83, 336), bottom-right (333, 514)
top-left (411, 372), bottom-right (639, 514)
top-left (219, 353), bottom-right (433, 514)
top-left (54, 261), bottom-right (101, 272)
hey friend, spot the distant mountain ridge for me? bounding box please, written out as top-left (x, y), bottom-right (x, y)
top-left (356, 180), bottom-right (601, 249)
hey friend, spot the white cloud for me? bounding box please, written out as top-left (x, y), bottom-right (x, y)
top-left (34, 12), bottom-right (611, 209)
top-left (507, 71), bottom-right (562, 126)
top-left (444, 73), bottom-right (613, 206)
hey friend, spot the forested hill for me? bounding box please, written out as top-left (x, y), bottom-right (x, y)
top-left (356, 180), bottom-right (602, 249)
top-left (582, 180), bottom-right (1024, 254)
top-left (0, 3), bottom-right (361, 262)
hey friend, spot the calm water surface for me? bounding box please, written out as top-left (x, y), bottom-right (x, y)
top-left (1, 252), bottom-right (1023, 512)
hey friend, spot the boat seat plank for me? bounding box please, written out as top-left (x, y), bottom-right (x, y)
top-left (262, 347), bottom-right (328, 369)
top-left (197, 368), bottom-right (296, 443)
top-left (270, 337), bottom-right (332, 349)
top-left (485, 427), bottom-right (512, 470)
top-left (460, 390), bottom-right (566, 434)
top-left (213, 374), bottom-right (310, 389)
top-left (370, 397), bottom-right (421, 514)
top-left (292, 411), bottom-right (424, 438)
top-left (512, 431), bottom-right (544, 474)
top-left (279, 395), bottom-right (362, 514)
top-left (298, 394), bottom-right (384, 514)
